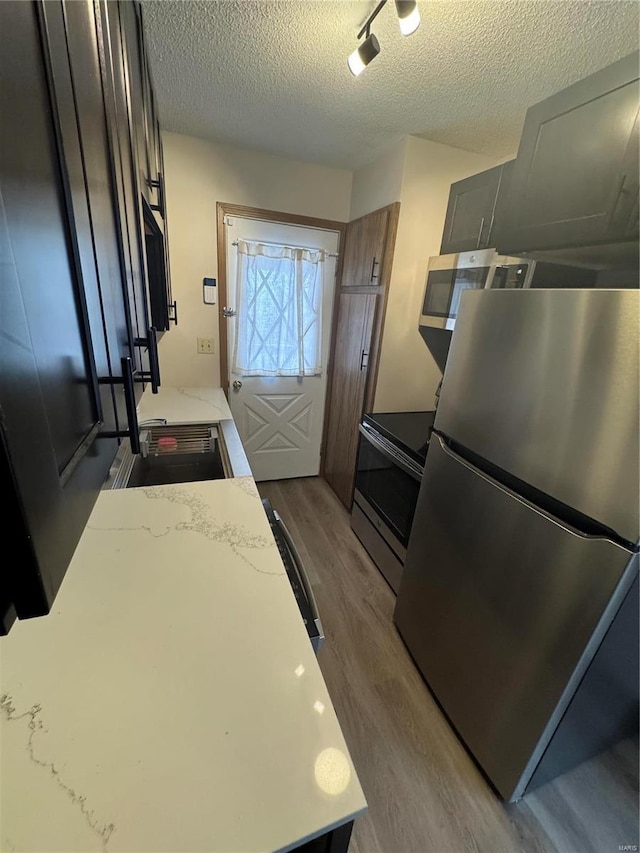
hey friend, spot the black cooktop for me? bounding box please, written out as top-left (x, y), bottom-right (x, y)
top-left (363, 411), bottom-right (436, 465)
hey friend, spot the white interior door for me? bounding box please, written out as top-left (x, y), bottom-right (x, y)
top-left (225, 217), bottom-right (339, 482)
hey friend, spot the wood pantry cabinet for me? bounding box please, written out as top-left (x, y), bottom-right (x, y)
top-left (0, 0), bottom-right (171, 634)
top-left (323, 204), bottom-right (400, 509)
top-left (497, 51), bottom-right (639, 255)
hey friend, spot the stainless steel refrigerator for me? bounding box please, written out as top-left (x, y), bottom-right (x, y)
top-left (394, 289), bottom-right (639, 801)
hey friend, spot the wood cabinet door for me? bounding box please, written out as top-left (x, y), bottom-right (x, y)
top-left (498, 51), bottom-right (640, 253)
top-left (323, 293), bottom-right (377, 508)
top-left (440, 164), bottom-right (504, 254)
top-left (341, 208), bottom-right (389, 287)
top-left (0, 0), bottom-right (119, 625)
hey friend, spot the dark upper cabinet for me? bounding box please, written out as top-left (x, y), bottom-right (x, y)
top-left (121, 1), bottom-right (175, 331)
top-left (44, 0), bottom-right (134, 435)
top-left (440, 163), bottom-right (512, 254)
top-left (0, 0), bottom-right (168, 633)
top-left (497, 51), bottom-right (640, 254)
top-left (98, 0), bottom-right (152, 385)
top-left (0, 0), bottom-right (121, 630)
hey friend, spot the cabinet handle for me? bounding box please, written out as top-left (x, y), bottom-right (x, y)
top-left (608, 174), bottom-right (629, 228)
top-left (121, 357), bottom-right (141, 454)
top-left (134, 326), bottom-right (161, 394)
top-left (476, 216), bottom-right (486, 249)
top-left (360, 349), bottom-right (369, 371)
top-left (486, 213), bottom-right (495, 247)
top-left (97, 357), bottom-right (141, 454)
top-left (147, 326), bottom-right (160, 393)
top-left (147, 173), bottom-right (165, 219)
top-left (169, 300), bottom-right (178, 325)
top-left (370, 257), bottom-right (379, 282)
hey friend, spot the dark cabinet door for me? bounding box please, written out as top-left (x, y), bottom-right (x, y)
top-left (97, 0), bottom-right (151, 389)
top-left (498, 51), bottom-right (640, 253)
top-left (43, 0), bottom-right (133, 438)
top-left (121, 0), bottom-right (174, 332)
top-left (0, 0), bottom-right (119, 626)
top-left (440, 163), bottom-right (507, 254)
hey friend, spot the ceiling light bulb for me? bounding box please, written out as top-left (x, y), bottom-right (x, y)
top-left (348, 33), bottom-right (381, 77)
top-left (395, 0), bottom-right (421, 36)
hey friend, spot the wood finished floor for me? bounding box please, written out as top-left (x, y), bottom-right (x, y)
top-left (258, 477), bottom-right (639, 853)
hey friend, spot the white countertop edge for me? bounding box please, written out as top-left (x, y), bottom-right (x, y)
top-left (276, 804), bottom-right (369, 853)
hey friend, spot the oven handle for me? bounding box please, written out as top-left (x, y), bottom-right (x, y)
top-left (272, 510), bottom-right (324, 649)
top-left (359, 423), bottom-right (424, 482)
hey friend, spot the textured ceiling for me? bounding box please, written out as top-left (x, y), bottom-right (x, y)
top-left (141, 0), bottom-right (639, 169)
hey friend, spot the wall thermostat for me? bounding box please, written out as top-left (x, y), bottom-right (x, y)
top-left (203, 277), bottom-right (217, 305)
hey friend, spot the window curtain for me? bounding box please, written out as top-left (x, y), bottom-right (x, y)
top-left (231, 239), bottom-right (325, 377)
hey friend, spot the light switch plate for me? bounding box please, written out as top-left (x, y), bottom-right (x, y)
top-left (197, 337), bottom-right (215, 354)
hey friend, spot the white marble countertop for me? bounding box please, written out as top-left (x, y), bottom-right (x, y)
top-left (137, 386), bottom-right (233, 424)
top-left (0, 390), bottom-right (366, 853)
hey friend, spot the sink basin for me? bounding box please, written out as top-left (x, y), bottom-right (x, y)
top-left (106, 419), bottom-right (252, 490)
top-left (127, 424), bottom-right (225, 487)
top-left (127, 449), bottom-right (225, 488)
top-left (106, 423), bottom-right (226, 489)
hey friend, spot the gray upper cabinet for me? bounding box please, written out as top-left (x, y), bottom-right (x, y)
top-left (497, 51), bottom-right (640, 254)
top-left (440, 163), bottom-right (511, 254)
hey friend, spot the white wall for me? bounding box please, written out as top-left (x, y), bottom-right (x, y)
top-left (159, 132), bottom-right (353, 387)
top-left (349, 139), bottom-right (406, 221)
top-left (373, 136), bottom-right (496, 412)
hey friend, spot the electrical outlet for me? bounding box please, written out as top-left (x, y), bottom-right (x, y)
top-left (197, 337), bottom-right (215, 354)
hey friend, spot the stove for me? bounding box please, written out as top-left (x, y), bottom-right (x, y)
top-left (362, 411), bottom-right (435, 465)
top-left (351, 410), bottom-right (436, 593)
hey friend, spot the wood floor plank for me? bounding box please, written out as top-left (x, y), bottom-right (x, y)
top-left (258, 477), bottom-right (639, 853)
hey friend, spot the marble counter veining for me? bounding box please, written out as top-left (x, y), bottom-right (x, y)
top-left (137, 385), bottom-right (233, 424)
top-left (0, 476), bottom-right (366, 852)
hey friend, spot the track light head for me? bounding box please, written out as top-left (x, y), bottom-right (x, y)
top-left (348, 32), bottom-right (381, 77)
top-left (395, 0), bottom-right (420, 35)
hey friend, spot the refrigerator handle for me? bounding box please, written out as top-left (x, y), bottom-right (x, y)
top-left (433, 433), bottom-right (635, 550)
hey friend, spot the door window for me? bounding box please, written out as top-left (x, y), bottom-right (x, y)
top-left (232, 239), bottom-right (324, 377)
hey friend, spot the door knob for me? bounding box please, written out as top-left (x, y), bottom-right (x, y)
top-left (222, 307), bottom-right (237, 318)
top-left (232, 380), bottom-right (243, 390)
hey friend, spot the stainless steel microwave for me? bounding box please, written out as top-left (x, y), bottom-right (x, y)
top-left (419, 249), bottom-right (534, 332)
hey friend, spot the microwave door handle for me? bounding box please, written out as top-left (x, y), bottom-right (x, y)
top-left (359, 424), bottom-right (423, 482)
top-left (272, 511), bottom-right (324, 646)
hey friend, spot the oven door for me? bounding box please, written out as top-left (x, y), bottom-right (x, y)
top-left (354, 423), bottom-right (423, 556)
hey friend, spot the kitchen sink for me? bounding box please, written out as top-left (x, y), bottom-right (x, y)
top-left (127, 424), bottom-right (225, 487)
top-left (106, 420), bottom-right (251, 489)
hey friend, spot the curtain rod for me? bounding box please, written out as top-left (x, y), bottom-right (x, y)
top-left (232, 238), bottom-right (339, 259)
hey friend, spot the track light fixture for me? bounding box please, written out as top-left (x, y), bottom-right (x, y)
top-left (348, 33), bottom-right (381, 77)
top-left (395, 0), bottom-right (421, 36)
top-left (348, 0), bottom-right (420, 76)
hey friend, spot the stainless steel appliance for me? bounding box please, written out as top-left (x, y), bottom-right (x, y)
top-left (419, 249), bottom-right (534, 333)
top-left (395, 289), bottom-right (639, 801)
top-left (418, 250), bottom-right (598, 371)
top-left (262, 498), bottom-right (324, 653)
top-left (352, 412), bottom-right (435, 593)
